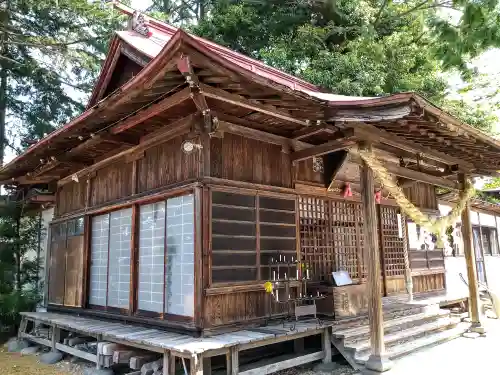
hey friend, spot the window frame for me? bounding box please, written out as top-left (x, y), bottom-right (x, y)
top-left (135, 195), bottom-right (196, 320)
top-left (85, 189), bottom-right (196, 322)
top-left (88, 207), bottom-right (133, 315)
top-left (209, 187), bottom-right (299, 287)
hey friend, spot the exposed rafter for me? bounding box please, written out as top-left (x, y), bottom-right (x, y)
top-left (110, 86), bottom-right (192, 134)
top-left (292, 123), bottom-right (338, 140)
top-left (199, 83), bottom-right (310, 126)
top-left (58, 114), bottom-right (197, 186)
top-left (290, 129), bottom-right (356, 162)
top-left (349, 122), bottom-right (474, 170)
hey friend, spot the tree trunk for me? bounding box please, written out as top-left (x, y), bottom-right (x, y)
top-left (0, 0), bottom-right (9, 166)
top-left (199, 0), bottom-right (207, 21)
top-left (15, 210), bottom-right (21, 292)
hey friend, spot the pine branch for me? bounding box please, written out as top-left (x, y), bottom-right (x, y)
top-left (0, 54), bottom-right (22, 65)
top-left (373, 0), bottom-right (389, 27)
top-left (6, 35), bottom-right (108, 48)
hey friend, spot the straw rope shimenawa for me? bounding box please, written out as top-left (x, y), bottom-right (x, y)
top-left (352, 147), bottom-right (475, 240)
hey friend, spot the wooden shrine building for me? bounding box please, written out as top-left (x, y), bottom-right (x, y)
top-left (2, 2), bottom-right (498, 373)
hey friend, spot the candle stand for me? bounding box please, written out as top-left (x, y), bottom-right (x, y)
top-left (265, 254), bottom-right (324, 330)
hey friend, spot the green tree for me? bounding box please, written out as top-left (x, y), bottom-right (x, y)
top-left (192, 0), bottom-right (500, 132)
top-left (0, 0), bottom-right (127, 331)
top-left (0, 0), bottom-right (128, 164)
top-left (0, 191), bottom-right (42, 330)
top-left (147, 0), bottom-right (211, 24)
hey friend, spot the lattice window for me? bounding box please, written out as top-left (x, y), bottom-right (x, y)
top-left (379, 206), bottom-right (406, 277)
top-left (299, 197), bottom-right (364, 281)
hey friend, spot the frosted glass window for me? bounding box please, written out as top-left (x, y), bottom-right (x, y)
top-left (165, 194), bottom-right (194, 317)
top-left (107, 208), bottom-right (133, 309)
top-left (89, 214), bottom-right (109, 306)
top-left (138, 202), bottom-right (166, 313)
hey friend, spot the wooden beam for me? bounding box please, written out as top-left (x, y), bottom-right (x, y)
top-left (199, 83), bottom-right (309, 126)
top-left (110, 87), bottom-right (191, 134)
top-left (75, 133), bottom-right (139, 153)
top-left (290, 129), bottom-right (356, 162)
top-left (350, 153), bottom-right (459, 190)
top-left (217, 120), bottom-right (308, 151)
top-left (28, 194), bottom-right (55, 203)
top-left (385, 163), bottom-right (459, 190)
top-left (360, 142), bottom-right (392, 373)
top-left (177, 55), bottom-right (211, 118)
top-left (459, 173), bottom-right (484, 334)
top-left (350, 123), bottom-right (474, 170)
top-left (292, 123), bottom-right (337, 140)
top-left (238, 351), bottom-right (324, 375)
top-left (329, 105), bottom-right (411, 122)
top-left (17, 175), bottom-right (59, 185)
top-left (375, 143), bottom-right (450, 171)
top-left (58, 115), bottom-right (195, 186)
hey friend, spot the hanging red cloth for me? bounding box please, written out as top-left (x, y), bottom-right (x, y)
top-left (375, 190), bottom-right (382, 204)
top-left (343, 183), bottom-right (352, 198)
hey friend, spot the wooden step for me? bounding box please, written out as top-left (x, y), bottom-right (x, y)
top-left (331, 304), bottom-right (429, 334)
top-left (348, 316), bottom-right (455, 357)
top-left (354, 322), bottom-right (468, 365)
top-left (337, 309), bottom-right (450, 344)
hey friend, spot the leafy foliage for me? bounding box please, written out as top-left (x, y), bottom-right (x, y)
top-left (192, 0), bottom-right (500, 133)
top-left (0, 0), bottom-right (129, 161)
top-left (0, 192), bottom-right (42, 330)
top-left (147, 0), bottom-right (211, 24)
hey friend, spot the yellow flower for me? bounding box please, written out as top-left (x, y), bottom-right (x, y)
top-left (264, 281), bottom-right (273, 294)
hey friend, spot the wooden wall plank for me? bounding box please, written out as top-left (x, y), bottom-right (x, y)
top-left (219, 133), bottom-right (291, 187)
top-left (91, 162), bottom-right (133, 207)
top-left (57, 181), bottom-right (86, 216)
top-left (138, 135), bottom-right (200, 192)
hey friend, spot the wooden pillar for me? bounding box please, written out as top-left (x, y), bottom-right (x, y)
top-left (230, 347), bottom-right (239, 375)
top-left (203, 357), bottom-right (212, 375)
top-left (191, 354), bottom-right (203, 375)
top-left (163, 351), bottom-right (171, 375)
top-left (359, 143), bottom-right (392, 372)
top-left (322, 327), bottom-right (332, 364)
top-left (459, 173), bottom-right (484, 333)
top-left (51, 325), bottom-right (60, 350)
top-left (401, 213), bottom-right (413, 301)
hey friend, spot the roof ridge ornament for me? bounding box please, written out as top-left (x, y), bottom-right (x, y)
top-left (129, 10), bottom-right (152, 38)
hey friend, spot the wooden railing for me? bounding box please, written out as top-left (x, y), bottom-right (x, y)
top-left (409, 250), bottom-right (445, 271)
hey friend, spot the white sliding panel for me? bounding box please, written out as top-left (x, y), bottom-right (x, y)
top-left (89, 214), bottom-right (109, 306)
top-left (165, 194), bottom-right (195, 317)
top-left (138, 202), bottom-right (166, 313)
top-left (107, 208), bottom-right (133, 309)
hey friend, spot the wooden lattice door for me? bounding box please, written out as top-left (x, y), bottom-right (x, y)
top-left (378, 205), bottom-right (407, 296)
top-left (299, 196), bottom-right (365, 282)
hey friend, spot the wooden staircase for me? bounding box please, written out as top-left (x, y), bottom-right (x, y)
top-left (330, 303), bottom-right (468, 370)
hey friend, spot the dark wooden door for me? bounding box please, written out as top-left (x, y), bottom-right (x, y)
top-left (378, 205), bottom-right (407, 296)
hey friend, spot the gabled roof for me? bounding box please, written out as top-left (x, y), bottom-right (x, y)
top-left (2, 1), bottom-right (500, 185)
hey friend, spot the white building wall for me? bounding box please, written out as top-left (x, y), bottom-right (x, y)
top-left (439, 203), bottom-right (500, 295)
top-left (39, 207), bottom-right (54, 308)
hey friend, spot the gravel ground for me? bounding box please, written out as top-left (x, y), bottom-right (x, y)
top-left (0, 348), bottom-right (91, 375)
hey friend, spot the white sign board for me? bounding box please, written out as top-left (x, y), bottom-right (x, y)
top-left (332, 270), bottom-right (353, 287)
